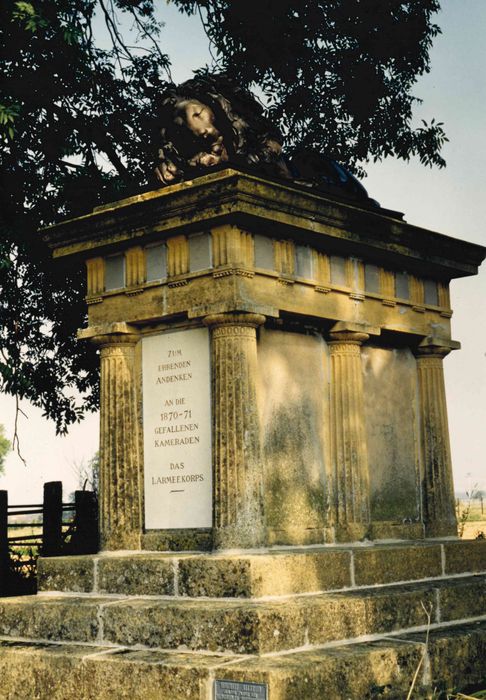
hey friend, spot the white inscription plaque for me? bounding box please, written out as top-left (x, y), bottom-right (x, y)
top-left (142, 328), bottom-right (212, 529)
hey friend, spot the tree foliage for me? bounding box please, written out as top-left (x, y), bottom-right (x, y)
top-left (0, 0), bottom-right (446, 431)
top-left (0, 0), bottom-right (170, 432)
top-left (0, 425), bottom-right (11, 474)
top-left (176, 0), bottom-right (447, 173)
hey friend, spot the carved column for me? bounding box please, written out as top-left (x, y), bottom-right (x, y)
top-left (415, 338), bottom-right (459, 537)
top-left (89, 326), bottom-right (142, 550)
top-left (328, 323), bottom-right (376, 541)
top-left (203, 313), bottom-right (266, 548)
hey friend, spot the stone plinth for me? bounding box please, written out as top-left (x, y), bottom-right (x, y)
top-left (0, 539), bottom-right (485, 698)
top-left (42, 169), bottom-right (486, 550)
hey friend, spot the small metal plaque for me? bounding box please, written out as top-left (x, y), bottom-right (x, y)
top-left (214, 679), bottom-right (267, 700)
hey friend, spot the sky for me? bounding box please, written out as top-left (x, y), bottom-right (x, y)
top-left (0, 1), bottom-right (485, 503)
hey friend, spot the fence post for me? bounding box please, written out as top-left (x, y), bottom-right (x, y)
top-left (42, 482), bottom-right (63, 556)
top-left (0, 491), bottom-right (8, 595)
top-left (73, 491), bottom-right (99, 554)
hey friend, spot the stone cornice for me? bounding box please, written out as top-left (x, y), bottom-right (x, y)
top-left (41, 168), bottom-right (486, 280)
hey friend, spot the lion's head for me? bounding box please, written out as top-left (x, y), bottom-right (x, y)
top-left (154, 74), bottom-right (291, 185)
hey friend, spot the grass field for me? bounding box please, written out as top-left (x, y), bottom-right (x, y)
top-left (8, 526), bottom-right (42, 538)
top-left (7, 525), bottom-right (42, 562)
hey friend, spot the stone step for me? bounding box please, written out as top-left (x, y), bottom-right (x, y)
top-left (2, 575), bottom-right (485, 654)
top-left (0, 620), bottom-right (485, 699)
top-left (37, 539), bottom-right (486, 598)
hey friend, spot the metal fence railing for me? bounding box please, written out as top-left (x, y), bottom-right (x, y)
top-left (0, 481), bottom-right (98, 596)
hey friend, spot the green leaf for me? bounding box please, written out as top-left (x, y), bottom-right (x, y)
top-left (14, 1), bottom-right (36, 16)
top-left (12, 1), bottom-right (48, 32)
top-left (0, 425), bottom-right (11, 475)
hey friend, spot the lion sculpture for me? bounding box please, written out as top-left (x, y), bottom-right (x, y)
top-left (154, 73), bottom-right (376, 205)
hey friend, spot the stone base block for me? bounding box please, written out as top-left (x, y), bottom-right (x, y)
top-left (444, 539), bottom-right (486, 574)
top-left (352, 543), bottom-right (442, 586)
top-left (141, 529), bottom-right (212, 552)
top-left (425, 520), bottom-right (459, 538)
top-left (37, 539), bottom-right (486, 598)
top-left (367, 521), bottom-right (425, 541)
top-left (334, 522), bottom-right (370, 542)
top-left (0, 621), bottom-right (485, 699)
top-left (266, 526), bottom-right (334, 547)
top-left (3, 576), bottom-right (486, 654)
top-left (0, 641), bottom-right (233, 700)
top-left (38, 549), bottom-right (352, 597)
top-left (3, 541), bottom-right (486, 697)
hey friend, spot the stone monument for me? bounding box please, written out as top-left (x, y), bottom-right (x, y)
top-left (0, 77), bottom-right (485, 699)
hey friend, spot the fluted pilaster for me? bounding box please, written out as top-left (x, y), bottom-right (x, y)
top-left (203, 313), bottom-right (266, 548)
top-left (415, 341), bottom-right (458, 536)
top-left (329, 327), bottom-right (371, 541)
top-left (95, 332), bottom-right (142, 549)
top-left (167, 235), bottom-right (189, 276)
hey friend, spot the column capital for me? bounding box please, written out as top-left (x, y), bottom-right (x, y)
top-left (415, 336), bottom-right (461, 359)
top-left (78, 322), bottom-right (140, 348)
top-left (203, 312), bottom-right (266, 329)
top-left (328, 321), bottom-right (380, 345)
